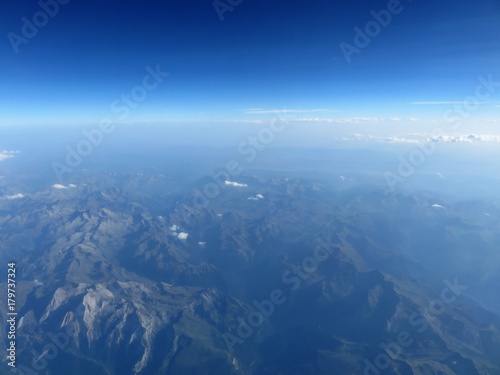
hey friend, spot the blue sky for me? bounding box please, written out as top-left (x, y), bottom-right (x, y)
top-left (1, 0), bottom-right (500, 127)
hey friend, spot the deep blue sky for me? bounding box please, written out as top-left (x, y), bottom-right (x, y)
top-left (1, 0), bottom-right (500, 126)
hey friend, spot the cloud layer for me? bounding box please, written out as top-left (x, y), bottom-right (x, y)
top-left (52, 184), bottom-right (77, 189)
top-left (0, 150), bottom-right (19, 161)
top-left (1, 193), bottom-right (25, 200)
top-left (338, 133), bottom-right (500, 144)
top-left (225, 180), bottom-right (248, 188)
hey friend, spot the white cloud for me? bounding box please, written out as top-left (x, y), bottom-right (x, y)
top-left (198, 241), bottom-right (206, 246)
top-left (432, 204), bottom-right (445, 209)
top-left (177, 232), bottom-right (189, 240)
top-left (383, 136), bottom-right (422, 144)
top-left (337, 133), bottom-right (500, 144)
top-left (430, 134), bottom-right (500, 143)
top-left (225, 180), bottom-right (248, 188)
top-left (169, 224), bottom-right (179, 231)
top-left (0, 150), bottom-right (19, 161)
top-left (233, 116), bottom-right (425, 124)
top-left (52, 184), bottom-right (77, 190)
top-left (1, 193), bottom-right (25, 200)
top-left (248, 194), bottom-right (265, 201)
